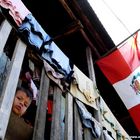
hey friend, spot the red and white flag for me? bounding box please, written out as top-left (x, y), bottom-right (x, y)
top-left (97, 31), bottom-right (140, 132)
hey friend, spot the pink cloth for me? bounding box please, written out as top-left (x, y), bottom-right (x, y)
top-left (0, 0), bottom-right (31, 26)
top-left (43, 60), bottom-right (65, 91)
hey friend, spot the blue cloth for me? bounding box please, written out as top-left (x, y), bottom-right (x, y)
top-left (75, 99), bottom-right (102, 138)
top-left (18, 13), bottom-right (73, 80)
top-left (18, 13), bottom-right (51, 50)
top-left (42, 41), bottom-right (72, 76)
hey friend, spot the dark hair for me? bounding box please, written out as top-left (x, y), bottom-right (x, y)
top-left (16, 86), bottom-right (33, 101)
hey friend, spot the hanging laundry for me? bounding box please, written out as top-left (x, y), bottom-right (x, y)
top-left (103, 129), bottom-right (115, 140)
top-left (0, 0), bottom-right (31, 26)
top-left (32, 66), bottom-right (40, 82)
top-left (115, 124), bottom-right (131, 140)
top-left (18, 14), bottom-right (73, 79)
top-left (70, 65), bottom-right (99, 109)
top-left (43, 60), bottom-right (65, 91)
top-left (21, 70), bottom-right (38, 100)
top-left (75, 99), bottom-right (102, 138)
top-left (30, 79), bottom-right (38, 100)
top-left (42, 41), bottom-right (73, 77)
top-left (18, 13), bottom-right (51, 51)
top-left (99, 97), bottom-right (131, 140)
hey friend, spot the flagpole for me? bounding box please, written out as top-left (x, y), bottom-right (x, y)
top-left (95, 28), bottom-right (140, 62)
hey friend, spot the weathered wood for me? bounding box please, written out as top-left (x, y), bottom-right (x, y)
top-left (54, 20), bottom-right (83, 41)
top-left (58, 0), bottom-right (100, 58)
top-left (0, 53), bottom-right (10, 96)
top-left (50, 87), bottom-right (62, 140)
top-left (83, 129), bottom-right (92, 140)
top-left (0, 20), bottom-right (12, 57)
top-left (0, 39), bottom-right (26, 140)
top-left (32, 68), bottom-right (50, 140)
top-left (74, 102), bottom-right (83, 140)
top-left (61, 94), bottom-right (65, 140)
top-left (58, 0), bottom-right (77, 20)
top-left (86, 47), bottom-right (104, 140)
top-left (70, 0), bottom-right (108, 52)
top-left (64, 92), bottom-right (73, 140)
top-left (80, 29), bottom-right (100, 58)
top-left (86, 47), bottom-right (96, 84)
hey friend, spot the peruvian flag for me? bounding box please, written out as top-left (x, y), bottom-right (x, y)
top-left (96, 31), bottom-right (140, 132)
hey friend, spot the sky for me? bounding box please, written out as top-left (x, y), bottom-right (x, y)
top-left (87, 0), bottom-right (140, 45)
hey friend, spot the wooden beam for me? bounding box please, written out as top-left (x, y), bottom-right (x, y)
top-left (54, 20), bottom-right (83, 41)
top-left (70, 0), bottom-right (108, 52)
top-left (58, 0), bottom-right (100, 58)
top-left (58, 0), bottom-right (77, 20)
top-left (74, 102), bottom-right (83, 140)
top-left (86, 47), bottom-right (104, 140)
top-left (0, 39), bottom-right (26, 140)
top-left (50, 87), bottom-right (62, 140)
top-left (0, 20), bottom-right (12, 57)
top-left (32, 68), bottom-right (50, 140)
top-left (64, 92), bottom-right (73, 140)
top-left (80, 29), bottom-right (100, 58)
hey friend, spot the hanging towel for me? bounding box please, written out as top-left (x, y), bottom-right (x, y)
top-left (42, 41), bottom-right (72, 77)
top-left (99, 97), bottom-right (117, 139)
top-left (43, 60), bottom-right (65, 91)
top-left (75, 99), bottom-right (102, 138)
top-left (18, 13), bottom-right (51, 51)
top-left (19, 14), bottom-right (73, 78)
top-left (99, 97), bottom-right (131, 140)
top-left (70, 65), bottom-right (99, 109)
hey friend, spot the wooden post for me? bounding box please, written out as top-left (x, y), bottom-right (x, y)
top-left (0, 39), bottom-right (26, 140)
top-left (0, 20), bottom-right (12, 57)
top-left (86, 47), bottom-right (104, 140)
top-left (32, 68), bottom-right (50, 140)
top-left (50, 87), bottom-right (62, 140)
top-left (74, 102), bottom-right (83, 140)
top-left (84, 129), bottom-right (92, 140)
top-left (64, 92), bottom-right (73, 140)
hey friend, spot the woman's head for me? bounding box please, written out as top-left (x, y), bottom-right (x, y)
top-left (12, 87), bottom-right (33, 117)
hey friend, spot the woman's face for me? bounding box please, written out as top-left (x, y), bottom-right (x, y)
top-left (12, 90), bottom-right (31, 117)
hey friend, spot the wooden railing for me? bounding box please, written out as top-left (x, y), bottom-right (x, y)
top-left (0, 13), bottom-right (131, 140)
top-left (0, 14), bottom-right (79, 140)
top-left (0, 19), bottom-right (27, 139)
top-left (0, 14), bottom-right (99, 140)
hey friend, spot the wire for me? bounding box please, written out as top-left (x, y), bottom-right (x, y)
top-left (101, 0), bottom-right (132, 36)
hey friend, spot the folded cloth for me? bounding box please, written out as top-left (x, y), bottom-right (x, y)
top-left (70, 65), bottom-right (99, 109)
top-left (43, 60), bottom-right (65, 91)
top-left (42, 41), bottom-right (72, 77)
top-left (0, 0), bottom-right (31, 26)
top-left (75, 99), bottom-right (102, 138)
top-left (18, 13), bottom-right (51, 50)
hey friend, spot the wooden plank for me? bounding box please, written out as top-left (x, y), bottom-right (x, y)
top-left (61, 94), bottom-right (65, 140)
top-left (58, 0), bottom-right (100, 57)
top-left (83, 129), bottom-right (92, 140)
top-left (0, 20), bottom-right (12, 57)
top-left (86, 47), bottom-right (96, 84)
top-left (74, 102), bottom-right (83, 140)
top-left (0, 39), bottom-right (26, 140)
top-left (50, 87), bottom-right (62, 140)
top-left (86, 47), bottom-right (104, 140)
top-left (32, 68), bottom-right (50, 140)
top-left (64, 92), bottom-right (73, 140)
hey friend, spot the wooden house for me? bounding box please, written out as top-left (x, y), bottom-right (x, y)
top-left (0, 0), bottom-right (139, 139)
